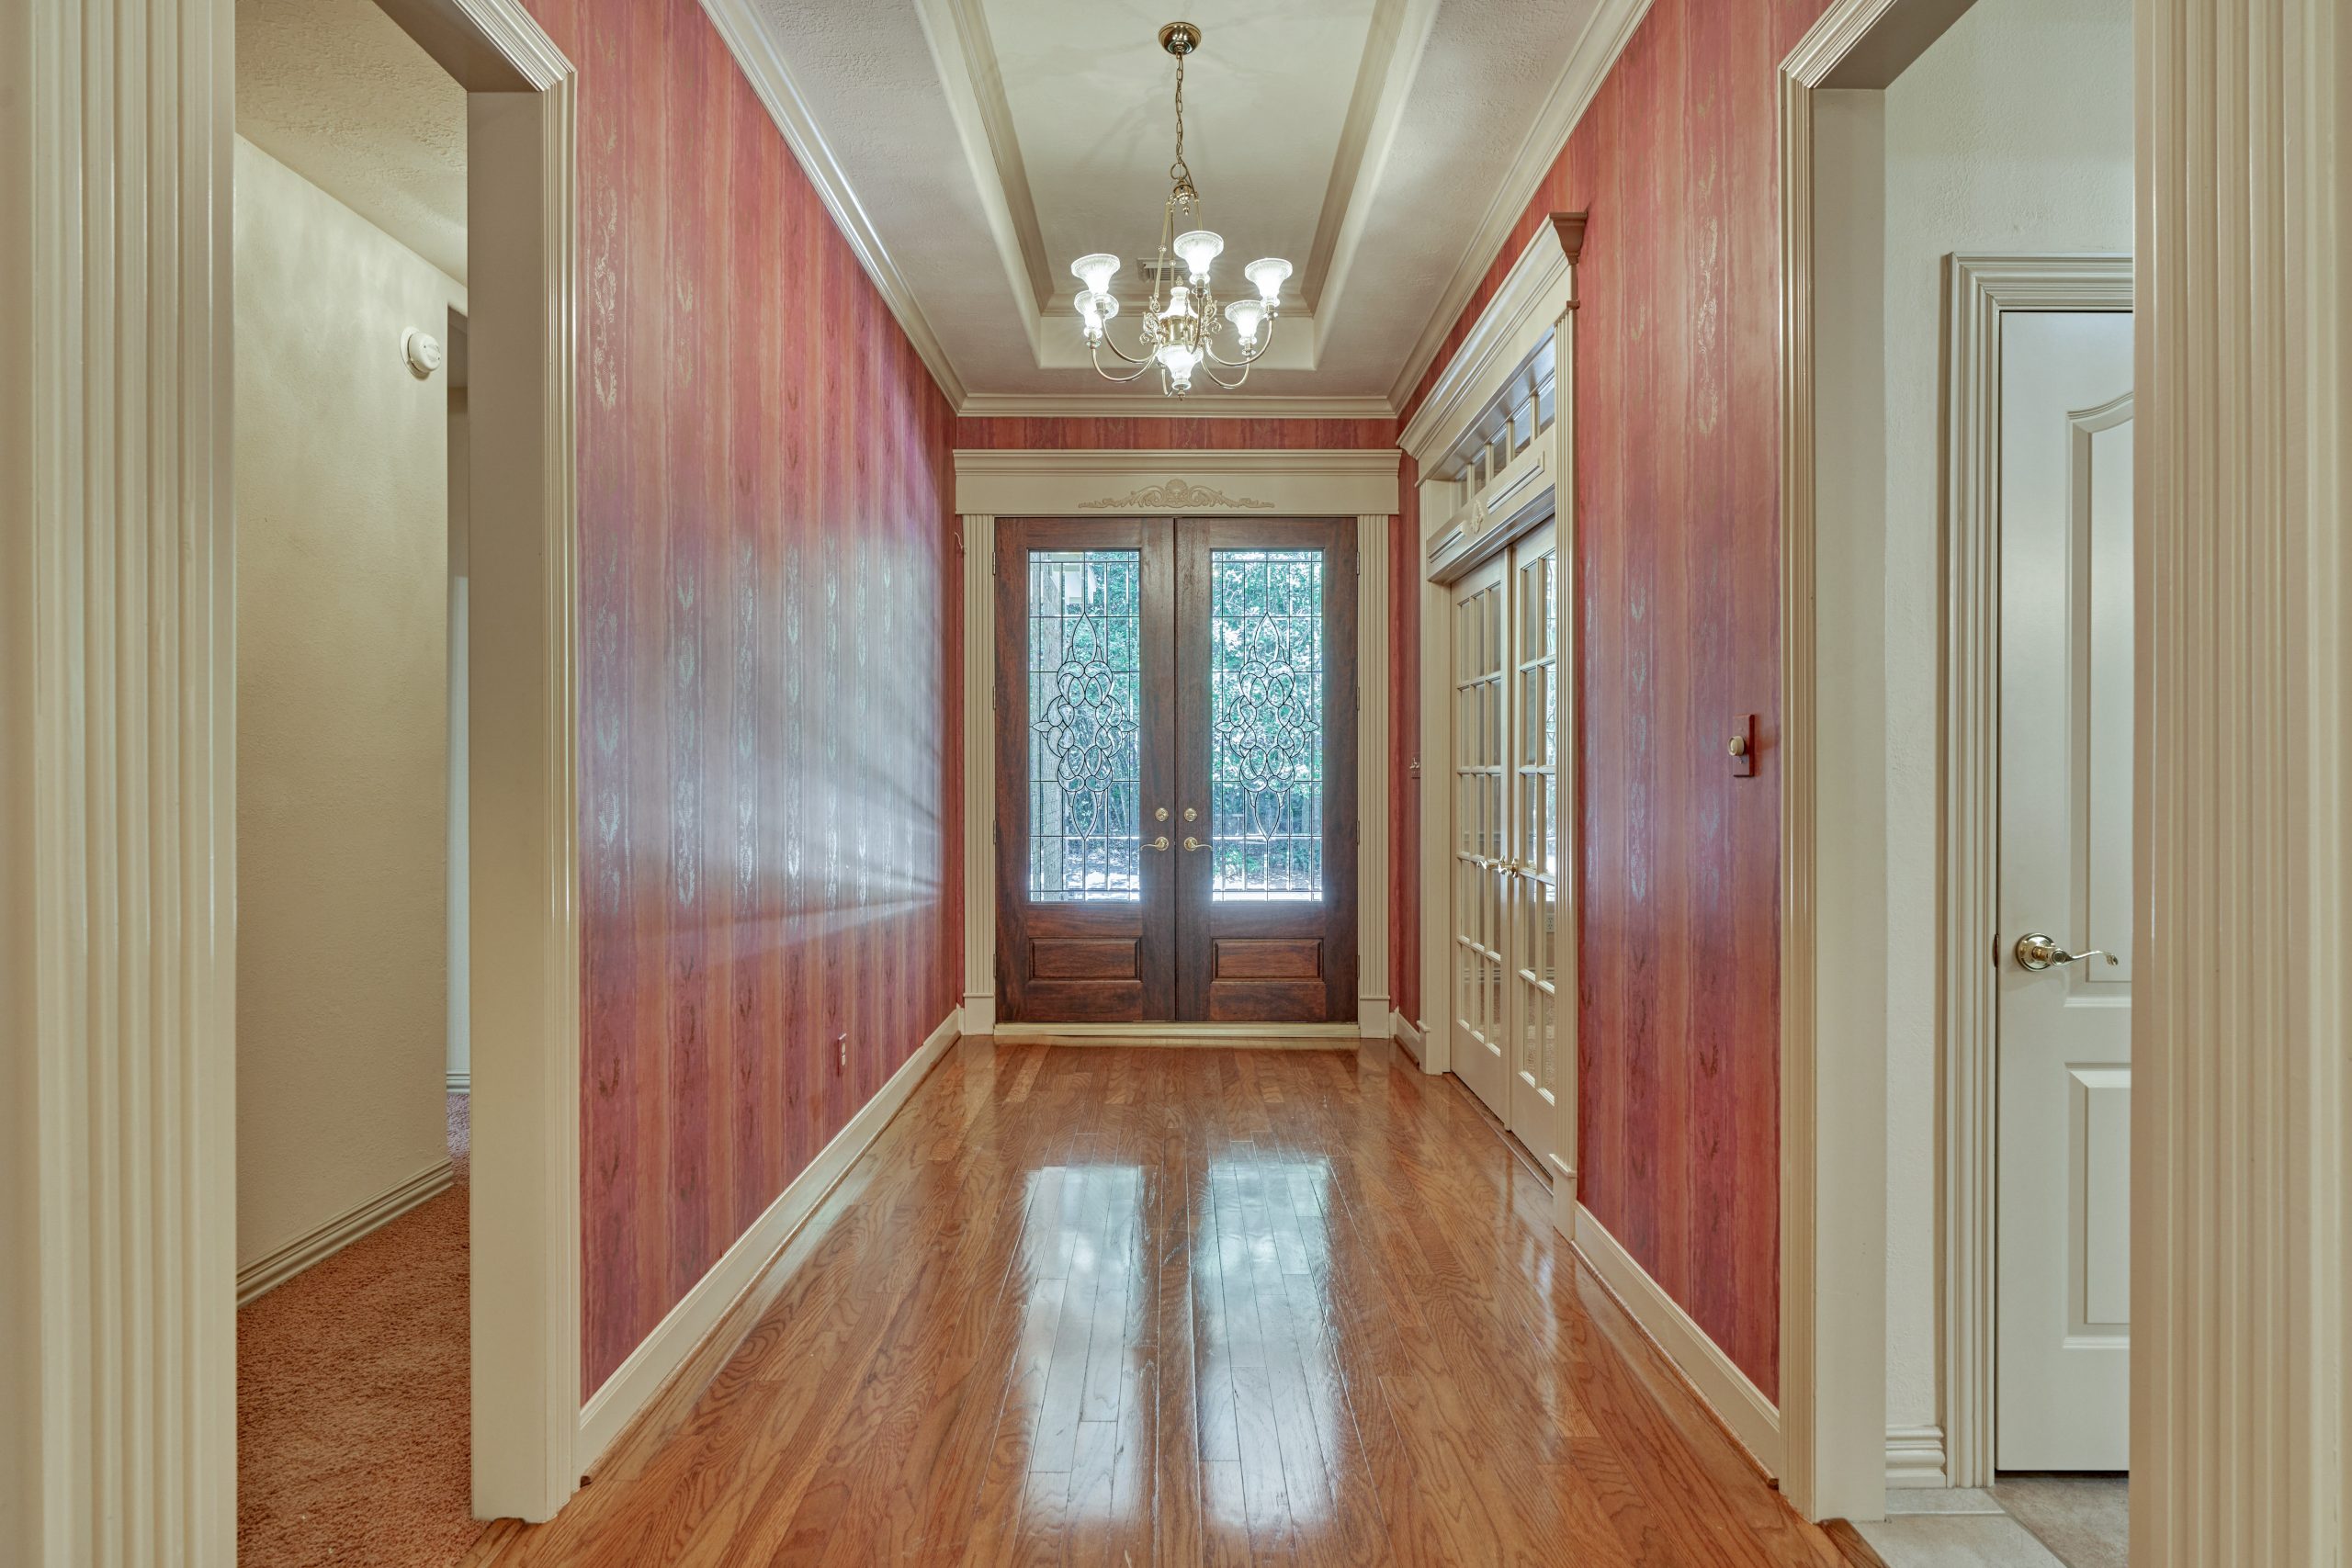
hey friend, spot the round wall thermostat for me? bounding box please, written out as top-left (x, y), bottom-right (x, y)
top-left (403, 328), bottom-right (446, 378)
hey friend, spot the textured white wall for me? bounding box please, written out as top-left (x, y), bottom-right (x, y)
top-left (234, 136), bottom-right (465, 1269)
top-left (1876, 0), bottom-right (2133, 1450)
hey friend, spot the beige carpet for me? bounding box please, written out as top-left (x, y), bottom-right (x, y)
top-left (237, 1095), bottom-right (481, 1567)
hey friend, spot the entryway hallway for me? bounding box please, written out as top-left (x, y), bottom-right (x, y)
top-left (481, 1039), bottom-right (1843, 1567)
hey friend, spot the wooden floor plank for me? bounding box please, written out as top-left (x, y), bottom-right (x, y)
top-left (483, 1040), bottom-right (1846, 1567)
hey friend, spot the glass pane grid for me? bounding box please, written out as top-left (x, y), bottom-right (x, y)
top-left (1027, 549), bottom-right (1142, 903)
top-left (1210, 548), bottom-right (1326, 902)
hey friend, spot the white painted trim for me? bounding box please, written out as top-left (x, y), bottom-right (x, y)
top-left (446, 1070), bottom-right (471, 1095)
top-left (952, 448), bottom-right (1400, 519)
top-left (697, 0), bottom-right (967, 408)
top-left (907, 0), bottom-right (1047, 357)
top-left (1390, 1010), bottom-right (1424, 1065)
top-left (1774, 0), bottom-right (1990, 1522)
top-left (1573, 1204), bottom-right (1785, 1477)
top-left (1397, 221), bottom-right (1577, 464)
top-left (437, 0), bottom-right (586, 1519)
top-left (1387, 0), bottom-right (1649, 412)
top-left (1885, 1424), bottom-right (1950, 1490)
top-left (14, 0), bottom-right (239, 1555)
top-left (956, 393), bottom-right (1396, 420)
top-left (1305, 0), bottom-right (1444, 348)
top-left (1358, 513), bottom-right (1393, 1040)
top-left (992, 1022), bottom-right (1360, 1047)
top-left (1408, 251), bottom-right (1583, 1107)
top-left (236, 1161), bottom-right (457, 1307)
top-left (960, 514), bottom-right (998, 1036)
top-left (1939, 253), bottom-right (2132, 1492)
top-left (2133, 0), bottom-right (2351, 1559)
top-left (575, 1010), bottom-right (963, 1466)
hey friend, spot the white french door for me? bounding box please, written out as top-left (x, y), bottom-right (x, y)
top-left (1505, 525), bottom-right (1562, 1172)
top-left (1449, 557), bottom-right (1510, 1115)
top-left (1448, 523), bottom-right (1564, 1167)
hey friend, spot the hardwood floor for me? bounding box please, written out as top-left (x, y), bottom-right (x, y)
top-left (492, 1040), bottom-right (1845, 1567)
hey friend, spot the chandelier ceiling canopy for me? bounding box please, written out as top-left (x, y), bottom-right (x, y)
top-left (1069, 21), bottom-right (1293, 398)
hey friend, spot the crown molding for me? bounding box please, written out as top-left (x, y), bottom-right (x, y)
top-left (956, 391), bottom-right (1396, 420)
top-left (953, 447), bottom-right (1400, 516)
top-left (1387, 0), bottom-right (1650, 414)
top-left (698, 0), bottom-right (969, 408)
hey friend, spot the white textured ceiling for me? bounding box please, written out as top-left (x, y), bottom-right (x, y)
top-left (236, 0), bottom-right (469, 284)
top-left (749, 0), bottom-right (1612, 406)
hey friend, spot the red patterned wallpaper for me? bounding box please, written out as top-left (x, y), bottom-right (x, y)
top-left (1396, 0), bottom-right (1832, 1396)
top-left (525, 0), bottom-right (963, 1394)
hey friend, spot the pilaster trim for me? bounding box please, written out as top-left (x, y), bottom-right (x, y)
top-left (960, 514), bottom-right (997, 1033)
top-left (19, 0), bottom-right (239, 1558)
top-left (1358, 513), bottom-right (1393, 1037)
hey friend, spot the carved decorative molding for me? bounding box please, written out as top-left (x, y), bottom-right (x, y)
top-left (1075, 478), bottom-right (1275, 512)
top-left (952, 448), bottom-right (1399, 519)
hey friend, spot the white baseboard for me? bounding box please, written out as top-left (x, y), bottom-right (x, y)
top-left (235, 1158), bottom-right (457, 1306)
top-left (445, 1069), bottom-right (469, 1094)
top-left (962, 992), bottom-right (995, 1034)
top-left (1390, 1010), bottom-right (1424, 1065)
top-left (1571, 1203), bottom-right (1784, 1477)
top-left (1357, 994), bottom-right (1391, 1039)
top-left (1886, 1423), bottom-right (1951, 1488)
top-left (575, 1008), bottom-right (963, 1467)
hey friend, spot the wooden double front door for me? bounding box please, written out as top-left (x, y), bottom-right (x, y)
top-left (995, 516), bottom-right (1358, 1025)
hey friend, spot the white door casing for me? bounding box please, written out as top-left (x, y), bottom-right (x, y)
top-left (1994, 308), bottom-right (2134, 1471)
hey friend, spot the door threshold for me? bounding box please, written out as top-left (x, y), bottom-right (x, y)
top-left (991, 1021), bottom-right (1362, 1049)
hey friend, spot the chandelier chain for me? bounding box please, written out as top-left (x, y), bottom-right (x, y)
top-left (1169, 52), bottom-right (1192, 192)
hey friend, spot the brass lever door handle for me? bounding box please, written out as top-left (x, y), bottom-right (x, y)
top-left (1145, 835), bottom-right (1170, 852)
top-left (2013, 932), bottom-right (2119, 972)
top-left (1182, 836), bottom-right (1205, 852)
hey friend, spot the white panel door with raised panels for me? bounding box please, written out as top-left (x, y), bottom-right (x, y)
top-left (1995, 309), bottom-right (2134, 1471)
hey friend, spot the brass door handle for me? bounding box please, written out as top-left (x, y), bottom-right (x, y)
top-left (1145, 835), bottom-right (1170, 852)
top-left (1182, 836), bottom-right (1205, 852)
top-left (2014, 932), bottom-right (2119, 972)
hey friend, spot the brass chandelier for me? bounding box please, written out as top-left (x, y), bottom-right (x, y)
top-left (1069, 21), bottom-right (1293, 397)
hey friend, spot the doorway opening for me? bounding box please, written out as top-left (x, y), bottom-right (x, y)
top-left (1784, 0), bottom-right (2133, 1552)
top-left (230, 0), bottom-right (583, 1544)
top-left (230, 0), bottom-right (478, 1555)
top-left (993, 515), bottom-right (1360, 1028)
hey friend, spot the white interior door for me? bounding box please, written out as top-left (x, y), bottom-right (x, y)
top-left (1449, 557), bottom-right (1510, 1118)
top-left (1995, 308), bottom-right (2134, 1471)
top-left (1506, 525), bottom-right (1563, 1168)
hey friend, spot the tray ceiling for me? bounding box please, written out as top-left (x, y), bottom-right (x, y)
top-left (738, 0), bottom-right (1635, 411)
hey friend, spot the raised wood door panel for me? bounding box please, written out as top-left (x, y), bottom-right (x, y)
top-left (994, 517), bottom-right (1175, 1023)
top-left (1174, 518), bottom-right (1359, 1024)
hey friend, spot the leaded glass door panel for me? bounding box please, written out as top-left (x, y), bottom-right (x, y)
top-left (994, 518), bottom-right (1175, 1022)
top-left (1174, 518), bottom-right (1358, 1023)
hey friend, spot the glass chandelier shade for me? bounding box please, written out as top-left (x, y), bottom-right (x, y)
top-left (1069, 22), bottom-right (1293, 397)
